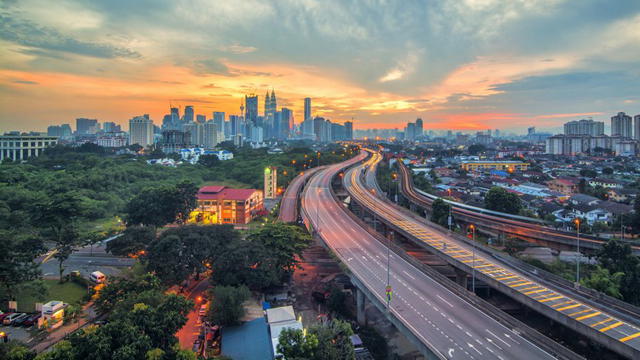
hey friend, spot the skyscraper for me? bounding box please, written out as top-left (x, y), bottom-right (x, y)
top-left (415, 118), bottom-right (423, 138)
top-left (76, 118), bottom-right (98, 135)
top-left (611, 112), bottom-right (632, 137)
top-left (635, 114), bottom-right (640, 141)
top-left (213, 112), bottom-right (225, 139)
top-left (280, 107), bottom-right (293, 139)
top-left (196, 114), bottom-right (206, 124)
top-left (203, 121), bottom-right (218, 148)
top-left (183, 106), bottom-right (194, 123)
top-left (129, 115), bottom-right (154, 147)
top-left (103, 122), bottom-right (121, 133)
top-left (304, 97), bottom-right (311, 122)
top-left (245, 95), bottom-right (258, 126)
top-left (344, 121), bottom-right (353, 140)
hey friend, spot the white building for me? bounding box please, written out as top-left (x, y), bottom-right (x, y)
top-left (96, 132), bottom-right (128, 147)
top-left (266, 306), bottom-right (303, 359)
top-left (0, 132), bottom-right (58, 161)
top-left (129, 115), bottom-right (154, 147)
top-left (204, 121), bottom-right (219, 148)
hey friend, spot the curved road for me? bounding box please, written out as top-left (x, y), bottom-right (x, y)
top-left (349, 151), bottom-right (640, 359)
top-left (279, 166), bottom-right (324, 223)
top-left (302, 151), bottom-right (555, 360)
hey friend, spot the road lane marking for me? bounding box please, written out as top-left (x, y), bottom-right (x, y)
top-left (540, 295), bottom-right (564, 302)
top-left (600, 322), bottom-right (623, 332)
top-left (576, 312), bottom-right (601, 321)
top-left (620, 332), bottom-right (640, 342)
top-left (591, 318), bottom-right (614, 328)
top-left (437, 294), bottom-right (454, 308)
top-left (556, 303), bottom-right (581, 311)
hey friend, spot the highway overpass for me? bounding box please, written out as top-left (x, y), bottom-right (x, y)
top-left (396, 160), bottom-right (640, 255)
top-left (301, 151), bottom-right (571, 360)
top-left (278, 166), bottom-right (324, 223)
top-left (344, 150), bottom-right (640, 359)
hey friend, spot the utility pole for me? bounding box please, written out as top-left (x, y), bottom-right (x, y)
top-left (470, 224), bottom-right (476, 293)
top-left (575, 218), bottom-right (581, 286)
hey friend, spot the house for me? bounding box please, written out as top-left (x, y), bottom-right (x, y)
top-left (266, 306), bottom-right (303, 359)
top-left (607, 188), bottom-right (637, 203)
top-left (588, 178), bottom-right (624, 189)
top-left (569, 194), bottom-right (600, 207)
top-left (547, 178), bottom-right (579, 195)
top-left (190, 186), bottom-right (264, 224)
top-left (433, 167), bottom-right (455, 178)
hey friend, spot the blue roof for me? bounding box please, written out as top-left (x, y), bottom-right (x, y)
top-left (222, 318), bottom-right (272, 360)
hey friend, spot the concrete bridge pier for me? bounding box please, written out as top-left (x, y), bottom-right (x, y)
top-left (454, 267), bottom-right (468, 289)
top-left (356, 287), bottom-right (367, 326)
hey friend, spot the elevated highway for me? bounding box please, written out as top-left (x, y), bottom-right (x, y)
top-left (278, 166), bottom-right (324, 223)
top-left (396, 160), bottom-right (640, 255)
top-left (345, 151), bottom-right (640, 359)
top-left (301, 151), bottom-right (565, 360)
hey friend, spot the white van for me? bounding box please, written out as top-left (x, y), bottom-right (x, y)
top-left (90, 271), bottom-right (106, 283)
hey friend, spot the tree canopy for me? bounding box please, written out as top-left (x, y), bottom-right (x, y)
top-left (484, 187), bottom-right (522, 215)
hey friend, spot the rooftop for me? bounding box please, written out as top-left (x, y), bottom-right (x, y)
top-left (197, 186), bottom-right (261, 201)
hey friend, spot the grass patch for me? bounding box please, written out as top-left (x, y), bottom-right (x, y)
top-left (14, 280), bottom-right (87, 312)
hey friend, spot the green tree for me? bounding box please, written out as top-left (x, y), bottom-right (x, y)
top-left (94, 273), bottom-right (162, 314)
top-left (277, 328), bottom-right (319, 360)
top-left (35, 193), bottom-right (86, 282)
top-left (311, 320), bottom-right (355, 360)
top-left (207, 285), bottom-right (251, 326)
top-left (579, 169), bottom-right (597, 178)
top-left (596, 240), bottom-right (640, 305)
top-left (0, 343), bottom-right (36, 360)
top-left (198, 154), bottom-right (220, 167)
top-left (484, 187), bottom-right (522, 214)
top-left (0, 231), bottom-right (44, 300)
top-left (125, 181), bottom-right (197, 227)
top-left (602, 167), bottom-right (614, 175)
top-left (430, 198), bottom-right (451, 228)
top-left (580, 266), bottom-right (624, 299)
top-left (467, 144), bottom-right (486, 155)
top-left (106, 225), bottom-right (156, 257)
top-left (246, 223), bottom-right (311, 282)
top-left (327, 286), bottom-right (348, 318)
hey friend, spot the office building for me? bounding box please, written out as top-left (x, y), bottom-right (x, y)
top-left (405, 122), bottom-right (416, 141)
top-left (245, 95), bottom-right (258, 126)
top-left (344, 121), bottom-right (353, 140)
top-left (264, 166), bottom-right (277, 199)
top-left (183, 106), bottom-right (194, 123)
top-left (103, 122), bottom-right (121, 133)
top-left (196, 114), bottom-right (206, 124)
top-left (0, 132), bottom-right (58, 161)
top-left (191, 186), bottom-right (264, 224)
top-left (129, 115), bottom-right (154, 147)
top-left (161, 130), bottom-right (190, 153)
top-left (564, 119), bottom-right (605, 136)
top-left (264, 90), bottom-right (277, 122)
top-left (415, 118), bottom-right (423, 138)
top-left (304, 97), bottom-right (311, 122)
top-left (47, 124), bottom-right (72, 140)
top-left (76, 118), bottom-right (98, 135)
top-left (96, 132), bottom-right (127, 147)
top-left (203, 121), bottom-right (219, 148)
top-left (280, 107), bottom-right (293, 139)
top-left (611, 112), bottom-right (632, 138)
top-left (213, 112), bottom-right (225, 139)
top-left (634, 114), bottom-right (640, 141)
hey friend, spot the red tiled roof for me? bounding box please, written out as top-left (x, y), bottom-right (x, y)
top-left (197, 186), bottom-right (261, 201)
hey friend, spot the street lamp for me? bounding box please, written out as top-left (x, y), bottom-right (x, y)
top-left (574, 218), bottom-right (581, 285)
top-left (469, 224), bottom-right (476, 293)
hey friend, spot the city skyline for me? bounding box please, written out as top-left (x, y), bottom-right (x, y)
top-left (1, 1), bottom-right (640, 132)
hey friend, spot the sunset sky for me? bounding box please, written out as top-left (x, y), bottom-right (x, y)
top-left (1, 0), bottom-right (639, 133)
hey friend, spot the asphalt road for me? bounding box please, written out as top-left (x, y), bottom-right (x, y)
top-left (39, 242), bottom-right (135, 279)
top-left (279, 166), bottom-right (324, 223)
top-left (350, 151), bottom-right (640, 355)
top-left (302, 151), bottom-right (555, 360)
top-left (177, 279), bottom-right (210, 351)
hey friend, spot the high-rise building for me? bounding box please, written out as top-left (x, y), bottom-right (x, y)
top-left (183, 106), bottom-right (194, 123)
top-left (103, 122), bottom-right (121, 133)
top-left (304, 98), bottom-right (311, 122)
top-left (564, 119), bottom-right (604, 136)
top-left (76, 118), bottom-right (98, 135)
top-left (129, 115), bottom-right (154, 147)
top-left (405, 122), bottom-right (416, 141)
top-left (344, 121), bottom-right (353, 140)
top-left (203, 121), bottom-right (219, 148)
top-left (264, 166), bottom-right (277, 199)
top-left (264, 89), bottom-right (277, 124)
top-left (196, 114), bottom-right (206, 124)
top-left (494, 129), bottom-right (500, 138)
top-left (280, 107), bottom-right (293, 139)
top-left (313, 117), bottom-right (327, 142)
top-left (634, 114), bottom-right (640, 141)
top-left (213, 112), bottom-right (225, 139)
top-left (245, 95), bottom-right (258, 126)
top-left (611, 112), bottom-right (632, 138)
top-left (415, 118), bottom-right (423, 138)
top-left (527, 127), bottom-right (536, 136)
top-left (0, 132), bottom-right (58, 161)
top-left (161, 130), bottom-right (190, 153)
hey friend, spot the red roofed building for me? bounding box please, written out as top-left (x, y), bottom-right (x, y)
top-left (547, 178), bottom-right (579, 195)
top-left (190, 186), bottom-right (264, 224)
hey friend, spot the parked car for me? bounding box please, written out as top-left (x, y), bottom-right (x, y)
top-left (3, 313), bottom-right (23, 325)
top-left (90, 271), bottom-right (106, 283)
top-left (0, 312), bottom-right (14, 322)
top-left (22, 313), bottom-right (41, 327)
top-left (11, 313), bottom-right (31, 326)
